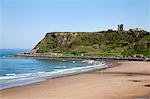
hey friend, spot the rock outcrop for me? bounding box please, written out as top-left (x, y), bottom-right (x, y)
top-left (31, 29), bottom-right (150, 57)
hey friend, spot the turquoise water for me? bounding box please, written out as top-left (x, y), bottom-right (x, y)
top-left (0, 49), bottom-right (30, 56)
top-left (0, 49), bottom-right (105, 89)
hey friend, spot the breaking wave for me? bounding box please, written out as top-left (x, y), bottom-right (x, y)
top-left (0, 60), bottom-right (107, 90)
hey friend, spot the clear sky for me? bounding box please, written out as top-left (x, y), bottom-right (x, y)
top-left (0, 0), bottom-right (149, 49)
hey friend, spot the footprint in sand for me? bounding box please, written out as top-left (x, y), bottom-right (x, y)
top-left (129, 80), bottom-right (142, 82)
top-left (145, 84), bottom-right (150, 87)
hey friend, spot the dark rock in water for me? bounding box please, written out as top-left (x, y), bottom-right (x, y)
top-left (145, 58), bottom-right (150, 62)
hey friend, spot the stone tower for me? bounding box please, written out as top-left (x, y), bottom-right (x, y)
top-left (118, 24), bottom-right (123, 31)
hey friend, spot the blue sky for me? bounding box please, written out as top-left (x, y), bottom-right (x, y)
top-left (0, 0), bottom-right (149, 49)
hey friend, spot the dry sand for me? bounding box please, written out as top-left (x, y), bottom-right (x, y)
top-left (0, 61), bottom-right (150, 99)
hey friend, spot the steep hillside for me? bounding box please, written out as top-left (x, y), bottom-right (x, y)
top-left (32, 30), bottom-right (150, 57)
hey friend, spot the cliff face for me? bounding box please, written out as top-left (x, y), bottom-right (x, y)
top-left (32, 32), bottom-right (78, 53)
top-left (32, 31), bottom-right (150, 57)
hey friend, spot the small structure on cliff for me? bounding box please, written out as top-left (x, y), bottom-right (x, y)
top-left (128, 54), bottom-right (145, 58)
top-left (129, 28), bottom-right (144, 32)
top-left (118, 24), bottom-right (124, 31)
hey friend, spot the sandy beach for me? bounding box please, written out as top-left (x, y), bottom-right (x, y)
top-left (1, 61), bottom-right (150, 99)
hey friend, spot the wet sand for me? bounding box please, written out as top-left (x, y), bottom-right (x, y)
top-left (1, 61), bottom-right (150, 99)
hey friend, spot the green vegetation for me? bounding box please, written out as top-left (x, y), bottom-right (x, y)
top-left (33, 30), bottom-right (150, 57)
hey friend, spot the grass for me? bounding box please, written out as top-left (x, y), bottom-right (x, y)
top-left (35, 30), bottom-right (150, 57)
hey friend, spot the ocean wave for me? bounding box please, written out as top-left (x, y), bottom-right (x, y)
top-left (0, 60), bottom-right (106, 90)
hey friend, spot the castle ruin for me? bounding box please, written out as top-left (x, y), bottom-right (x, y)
top-left (118, 24), bottom-right (124, 31)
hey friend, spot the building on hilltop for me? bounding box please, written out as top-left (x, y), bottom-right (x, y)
top-left (118, 24), bottom-right (124, 31)
top-left (129, 28), bottom-right (144, 32)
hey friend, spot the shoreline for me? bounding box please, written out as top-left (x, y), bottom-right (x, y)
top-left (1, 53), bottom-right (147, 61)
top-left (1, 61), bottom-right (150, 99)
top-left (0, 60), bottom-right (112, 90)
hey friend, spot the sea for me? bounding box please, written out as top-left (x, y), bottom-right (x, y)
top-left (0, 49), bottom-right (106, 90)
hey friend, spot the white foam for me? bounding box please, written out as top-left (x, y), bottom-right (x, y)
top-left (82, 60), bottom-right (95, 64)
top-left (0, 60), bottom-right (107, 90)
top-left (6, 73), bottom-right (16, 76)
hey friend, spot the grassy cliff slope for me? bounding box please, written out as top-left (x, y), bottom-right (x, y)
top-left (32, 30), bottom-right (150, 57)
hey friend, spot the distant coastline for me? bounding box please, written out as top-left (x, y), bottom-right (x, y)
top-left (13, 53), bottom-right (146, 61)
